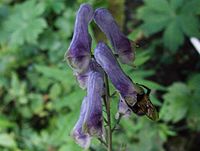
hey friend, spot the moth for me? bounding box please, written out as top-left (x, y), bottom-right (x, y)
top-left (128, 83), bottom-right (159, 121)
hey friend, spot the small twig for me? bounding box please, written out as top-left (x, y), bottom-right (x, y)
top-left (112, 114), bottom-right (122, 132)
top-left (103, 109), bottom-right (107, 113)
top-left (98, 138), bottom-right (108, 148)
top-left (104, 117), bottom-right (108, 124)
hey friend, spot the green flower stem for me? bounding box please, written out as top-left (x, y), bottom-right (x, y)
top-left (104, 73), bottom-right (112, 151)
top-left (112, 114), bottom-right (122, 133)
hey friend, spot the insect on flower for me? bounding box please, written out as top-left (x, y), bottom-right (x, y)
top-left (129, 84), bottom-right (159, 121)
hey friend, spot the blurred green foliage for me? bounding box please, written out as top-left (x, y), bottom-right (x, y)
top-left (137, 0), bottom-right (200, 51)
top-left (0, 0), bottom-right (200, 151)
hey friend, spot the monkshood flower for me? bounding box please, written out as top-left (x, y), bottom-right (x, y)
top-left (72, 97), bottom-right (91, 149)
top-left (65, 4), bottom-right (93, 73)
top-left (94, 8), bottom-right (135, 65)
top-left (75, 59), bottom-right (103, 89)
top-left (83, 71), bottom-right (104, 137)
top-left (115, 98), bottom-right (131, 119)
top-left (94, 42), bottom-right (143, 107)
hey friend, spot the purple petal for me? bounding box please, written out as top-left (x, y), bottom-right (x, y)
top-left (116, 98), bottom-right (131, 119)
top-left (65, 4), bottom-right (93, 73)
top-left (74, 59), bottom-right (103, 89)
top-left (94, 42), bottom-right (143, 107)
top-left (83, 71), bottom-right (104, 137)
top-left (89, 59), bottom-right (103, 73)
top-left (94, 8), bottom-right (135, 65)
top-left (72, 97), bottom-right (91, 149)
top-left (74, 72), bottom-right (89, 89)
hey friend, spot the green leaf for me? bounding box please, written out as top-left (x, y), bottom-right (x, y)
top-left (134, 50), bottom-right (151, 66)
top-left (163, 20), bottom-right (184, 51)
top-left (58, 140), bottom-right (83, 151)
top-left (151, 94), bottom-right (162, 106)
top-left (55, 9), bottom-right (75, 38)
top-left (186, 73), bottom-right (200, 130)
top-left (160, 83), bottom-right (190, 122)
top-left (137, 6), bottom-right (171, 35)
top-left (0, 116), bottom-right (15, 129)
top-left (19, 106), bottom-right (33, 118)
top-left (129, 70), bottom-right (155, 78)
top-left (29, 93), bottom-right (44, 114)
top-left (7, 73), bottom-right (28, 104)
top-left (187, 98), bottom-right (200, 131)
top-left (0, 133), bottom-right (16, 148)
top-left (128, 29), bottom-right (143, 41)
top-left (169, 0), bottom-right (183, 10)
top-left (187, 73), bottom-right (200, 90)
top-left (144, 0), bottom-right (171, 13)
top-left (35, 65), bottom-right (75, 87)
top-left (158, 124), bottom-right (176, 141)
top-left (42, 0), bottom-right (66, 14)
top-left (49, 83), bottom-right (62, 100)
top-left (141, 80), bottom-right (166, 91)
top-left (53, 90), bottom-right (85, 111)
top-left (180, 0), bottom-right (200, 15)
top-left (129, 119), bottom-right (165, 151)
top-left (178, 14), bottom-right (200, 38)
top-left (2, 0), bottom-right (47, 46)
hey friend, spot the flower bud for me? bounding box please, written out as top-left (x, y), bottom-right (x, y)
top-left (83, 71), bottom-right (104, 137)
top-left (94, 42), bottom-right (143, 107)
top-left (65, 4), bottom-right (93, 73)
top-left (94, 8), bottom-right (135, 65)
top-left (72, 97), bottom-right (91, 149)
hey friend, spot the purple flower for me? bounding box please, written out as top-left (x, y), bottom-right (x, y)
top-left (94, 8), bottom-right (135, 65)
top-left (65, 4), bottom-right (93, 73)
top-left (94, 42), bottom-right (143, 107)
top-left (72, 97), bottom-right (91, 149)
top-left (116, 98), bottom-right (131, 119)
top-left (83, 71), bottom-right (104, 137)
top-left (74, 72), bottom-right (89, 89)
top-left (75, 59), bottom-right (103, 89)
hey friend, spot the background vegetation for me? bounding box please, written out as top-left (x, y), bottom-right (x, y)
top-left (0, 0), bottom-right (200, 151)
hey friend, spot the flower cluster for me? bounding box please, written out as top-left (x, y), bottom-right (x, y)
top-left (65, 3), bottom-right (158, 149)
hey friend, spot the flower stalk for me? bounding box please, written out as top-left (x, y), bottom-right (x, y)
top-left (103, 73), bottom-right (112, 151)
top-left (66, 3), bottom-right (158, 151)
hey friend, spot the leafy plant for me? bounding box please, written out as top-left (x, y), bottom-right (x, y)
top-left (1, 0), bottom-right (47, 46)
top-left (160, 73), bottom-right (200, 130)
top-left (137, 0), bottom-right (200, 51)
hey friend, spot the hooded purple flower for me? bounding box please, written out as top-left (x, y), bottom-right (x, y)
top-left (65, 4), bottom-right (93, 73)
top-left (72, 97), bottom-right (91, 149)
top-left (94, 8), bottom-right (135, 65)
top-left (83, 71), bottom-right (104, 137)
top-left (75, 59), bottom-right (104, 89)
top-left (94, 42), bottom-right (143, 107)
